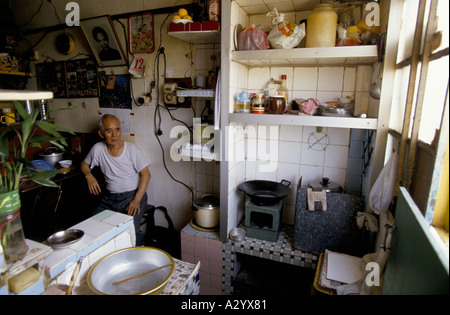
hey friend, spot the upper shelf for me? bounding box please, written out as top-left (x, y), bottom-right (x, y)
top-left (0, 89), bottom-right (53, 101)
top-left (229, 113), bottom-right (378, 130)
top-left (231, 45), bottom-right (379, 67)
top-left (168, 30), bottom-right (220, 44)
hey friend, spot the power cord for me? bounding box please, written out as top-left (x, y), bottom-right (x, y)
top-left (153, 47), bottom-right (194, 203)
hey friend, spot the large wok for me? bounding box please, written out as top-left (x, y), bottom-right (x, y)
top-left (238, 180), bottom-right (291, 206)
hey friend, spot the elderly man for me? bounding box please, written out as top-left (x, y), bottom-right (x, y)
top-left (81, 114), bottom-right (150, 245)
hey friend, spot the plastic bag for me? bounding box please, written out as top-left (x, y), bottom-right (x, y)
top-left (369, 152), bottom-right (398, 214)
top-left (266, 8), bottom-right (305, 49)
top-left (237, 25), bottom-right (270, 50)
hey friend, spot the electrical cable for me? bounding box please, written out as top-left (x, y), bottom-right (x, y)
top-left (153, 47), bottom-right (194, 203)
top-left (13, 0), bottom-right (45, 27)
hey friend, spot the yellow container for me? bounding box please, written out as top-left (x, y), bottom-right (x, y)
top-left (305, 4), bottom-right (338, 48)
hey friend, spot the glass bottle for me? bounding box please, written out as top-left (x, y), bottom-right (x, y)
top-left (278, 75), bottom-right (289, 101)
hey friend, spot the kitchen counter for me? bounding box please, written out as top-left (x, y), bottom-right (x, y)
top-left (41, 210), bottom-right (200, 295)
top-left (1, 210), bottom-right (200, 295)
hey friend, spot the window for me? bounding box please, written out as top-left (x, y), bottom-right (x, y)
top-left (389, 0), bottom-right (449, 246)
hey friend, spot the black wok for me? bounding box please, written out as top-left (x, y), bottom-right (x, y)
top-left (238, 180), bottom-right (291, 206)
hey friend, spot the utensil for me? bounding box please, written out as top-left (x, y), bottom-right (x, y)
top-left (369, 63), bottom-right (382, 100)
top-left (66, 257), bottom-right (83, 295)
top-left (229, 227), bottom-right (246, 242)
top-left (309, 177), bottom-right (343, 193)
top-left (193, 194), bottom-right (220, 228)
top-left (46, 229), bottom-right (84, 248)
top-left (88, 247), bottom-right (174, 295)
top-left (112, 263), bottom-right (173, 286)
top-left (39, 147), bottom-right (64, 165)
top-left (238, 179), bottom-right (291, 206)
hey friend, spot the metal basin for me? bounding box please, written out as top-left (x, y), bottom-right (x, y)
top-left (46, 229), bottom-right (84, 248)
top-left (88, 247), bottom-right (174, 295)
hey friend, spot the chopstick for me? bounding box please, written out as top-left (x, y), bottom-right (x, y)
top-left (112, 263), bottom-right (173, 286)
top-left (66, 257), bottom-right (83, 295)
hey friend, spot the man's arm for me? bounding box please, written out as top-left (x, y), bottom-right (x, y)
top-left (81, 161), bottom-right (102, 195)
top-left (126, 166), bottom-right (151, 216)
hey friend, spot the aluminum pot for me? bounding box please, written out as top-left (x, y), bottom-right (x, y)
top-left (88, 247), bottom-right (174, 295)
top-left (308, 177), bottom-right (343, 193)
top-left (193, 194), bottom-right (220, 228)
top-left (39, 147), bottom-right (63, 165)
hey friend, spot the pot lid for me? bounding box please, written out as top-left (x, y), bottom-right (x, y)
top-left (194, 194), bottom-right (219, 209)
top-left (309, 177), bottom-right (343, 193)
top-left (41, 147), bottom-right (63, 156)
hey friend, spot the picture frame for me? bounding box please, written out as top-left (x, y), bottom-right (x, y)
top-left (65, 58), bottom-right (99, 98)
top-left (80, 15), bottom-right (128, 67)
top-left (128, 13), bottom-right (155, 54)
top-left (35, 61), bottom-right (67, 98)
top-left (35, 58), bottom-right (99, 98)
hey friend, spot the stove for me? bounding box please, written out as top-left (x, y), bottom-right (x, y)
top-left (244, 199), bottom-right (283, 242)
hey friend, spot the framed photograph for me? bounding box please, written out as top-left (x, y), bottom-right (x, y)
top-left (65, 58), bottom-right (99, 98)
top-left (128, 13), bottom-right (155, 54)
top-left (36, 61), bottom-right (67, 98)
top-left (80, 15), bottom-right (128, 67)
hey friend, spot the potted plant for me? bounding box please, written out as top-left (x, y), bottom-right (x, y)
top-left (0, 101), bottom-right (74, 264)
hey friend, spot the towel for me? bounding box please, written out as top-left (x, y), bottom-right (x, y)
top-left (307, 188), bottom-right (327, 211)
top-left (356, 212), bottom-right (379, 232)
top-left (214, 70), bottom-right (221, 130)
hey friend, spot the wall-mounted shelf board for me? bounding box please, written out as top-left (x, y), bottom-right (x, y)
top-left (229, 113), bottom-right (378, 130)
top-left (174, 89), bottom-right (215, 97)
top-left (168, 30), bottom-right (220, 44)
top-left (0, 89), bottom-right (53, 101)
top-left (231, 45), bottom-right (378, 67)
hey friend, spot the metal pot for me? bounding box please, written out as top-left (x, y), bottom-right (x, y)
top-left (39, 147), bottom-right (63, 165)
top-left (238, 179), bottom-right (291, 206)
top-left (308, 177), bottom-right (343, 193)
top-left (193, 194), bottom-right (220, 228)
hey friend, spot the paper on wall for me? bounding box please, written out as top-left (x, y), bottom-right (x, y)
top-left (129, 53), bottom-right (150, 77)
top-left (99, 108), bottom-right (133, 136)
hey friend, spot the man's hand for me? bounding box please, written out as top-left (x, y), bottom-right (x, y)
top-left (86, 173), bottom-right (102, 195)
top-left (126, 198), bottom-right (141, 216)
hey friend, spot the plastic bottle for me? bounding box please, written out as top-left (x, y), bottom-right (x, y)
top-left (305, 4), bottom-right (338, 47)
top-left (278, 75), bottom-right (289, 101)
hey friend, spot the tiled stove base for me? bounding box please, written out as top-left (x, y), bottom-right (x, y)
top-left (222, 224), bottom-right (318, 295)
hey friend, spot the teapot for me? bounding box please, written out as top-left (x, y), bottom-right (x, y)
top-left (234, 91), bottom-right (251, 113)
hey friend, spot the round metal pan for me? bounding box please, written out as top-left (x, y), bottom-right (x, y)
top-left (88, 247), bottom-right (174, 295)
top-left (238, 180), bottom-right (291, 206)
top-left (46, 229), bottom-right (84, 248)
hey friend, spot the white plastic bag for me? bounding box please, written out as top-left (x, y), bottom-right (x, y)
top-left (266, 8), bottom-right (305, 49)
top-left (369, 152), bottom-right (398, 214)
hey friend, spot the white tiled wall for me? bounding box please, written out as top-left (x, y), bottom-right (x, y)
top-left (227, 0), bottom-right (373, 227)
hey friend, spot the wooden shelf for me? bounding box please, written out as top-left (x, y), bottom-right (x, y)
top-left (229, 113), bottom-right (378, 130)
top-left (232, 45), bottom-right (378, 67)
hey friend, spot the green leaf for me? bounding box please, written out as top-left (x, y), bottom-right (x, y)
top-left (37, 121), bottom-right (75, 135)
top-left (13, 101), bottom-right (29, 120)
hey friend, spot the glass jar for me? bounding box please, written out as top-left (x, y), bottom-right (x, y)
top-left (251, 94), bottom-right (265, 114)
top-left (306, 4), bottom-right (338, 47)
top-left (0, 190), bottom-right (28, 265)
